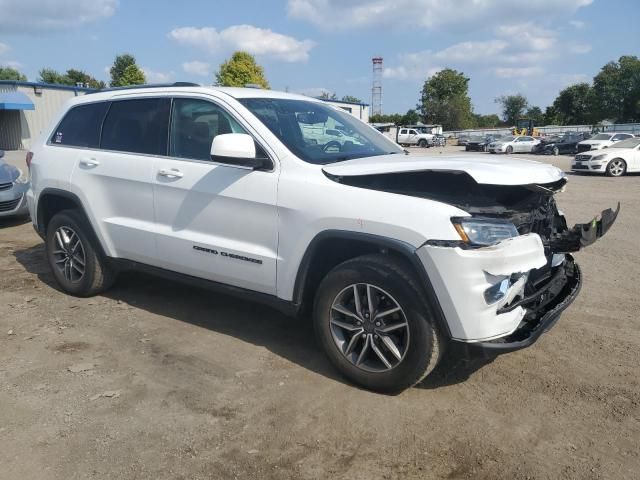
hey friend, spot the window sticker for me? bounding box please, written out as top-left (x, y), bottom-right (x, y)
top-left (55, 132), bottom-right (63, 143)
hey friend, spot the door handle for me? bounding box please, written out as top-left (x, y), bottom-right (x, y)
top-left (158, 168), bottom-right (184, 179)
top-left (79, 157), bottom-right (99, 167)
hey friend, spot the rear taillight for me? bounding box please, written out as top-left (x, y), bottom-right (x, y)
top-left (26, 151), bottom-right (33, 169)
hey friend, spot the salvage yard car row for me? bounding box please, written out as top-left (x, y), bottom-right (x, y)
top-left (461, 131), bottom-right (639, 177)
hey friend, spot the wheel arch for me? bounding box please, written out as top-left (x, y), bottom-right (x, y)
top-left (292, 230), bottom-right (451, 337)
top-left (36, 188), bottom-right (109, 258)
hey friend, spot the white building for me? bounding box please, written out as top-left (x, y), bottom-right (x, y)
top-left (316, 98), bottom-right (370, 123)
top-left (0, 81), bottom-right (94, 150)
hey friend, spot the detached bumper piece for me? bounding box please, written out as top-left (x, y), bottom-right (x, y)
top-left (461, 254), bottom-right (582, 354)
top-left (549, 203), bottom-right (620, 252)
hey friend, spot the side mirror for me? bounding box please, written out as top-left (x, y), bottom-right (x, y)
top-left (210, 133), bottom-right (269, 170)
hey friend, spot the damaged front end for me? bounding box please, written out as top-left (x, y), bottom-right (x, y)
top-left (327, 168), bottom-right (619, 350)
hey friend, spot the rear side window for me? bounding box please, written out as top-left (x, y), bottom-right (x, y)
top-left (51, 102), bottom-right (109, 148)
top-left (101, 98), bottom-right (170, 155)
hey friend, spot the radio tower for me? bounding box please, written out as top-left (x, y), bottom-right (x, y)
top-left (371, 57), bottom-right (383, 116)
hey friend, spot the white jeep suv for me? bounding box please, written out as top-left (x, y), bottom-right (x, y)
top-left (26, 84), bottom-right (618, 392)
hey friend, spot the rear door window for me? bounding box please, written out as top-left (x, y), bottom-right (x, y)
top-left (51, 102), bottom-right (109, 148)
top-left (100, 98), bottom-right (171, 155)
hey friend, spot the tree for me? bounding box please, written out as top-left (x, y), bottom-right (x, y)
top-left (38, 68), bottom-right (106, 89)
top-left (369, 113), bottom-right (403, 124)
top-left (400, 109), bottom-right (420, 125)
top-left (110, 54), bottom-right (145, 87)
top-left (495, 94), bottom-right (528, 125)
top-left (550, 83), bottom-right (594, 125)
top-left (417, 68), bottom-right (473, 130)
top-left (64, 69), bottom-right (106, 89)
top-left (38, 68), bottom-right (65, 84)
top-left (0, 66), bottom-right (27, 81)
top-left (118, 64), bottom-right (146, 86)
top-left (525, 106), bottom-right (544, 125)
top-left (215, 51), bottom-right (269, 89)
top-left (472, 113), bottom-right (502, 128)
top-left (592, 55), bottom-right (640, 122)
top-left (341, 95), bottom-right (362, 103)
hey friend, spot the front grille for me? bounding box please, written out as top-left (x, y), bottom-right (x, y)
top-left (0, 182), bottom-right (12, 191)
top-left (575, 154), bottom-right (591, 161)
top-left (572, 164), bottom-right (589, 170)
top-left (577, 144), bottom-right (592, 153)
top-left (0, 197), bottom-right (20, 212)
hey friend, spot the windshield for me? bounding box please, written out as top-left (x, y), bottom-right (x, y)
top-left (239, 98), bottom-right (402, 164)
top-left (498, 136), bottom-right (515, 142)
top-left (611, 137), bottom-right (640, 149)
top-left (591, 133), bottom-right (612, 140)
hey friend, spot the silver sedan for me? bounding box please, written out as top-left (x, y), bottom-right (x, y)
top-left (0, 150), bottom-right (29, 218)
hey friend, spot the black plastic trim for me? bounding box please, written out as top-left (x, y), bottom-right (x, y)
top-left (110, 258), bottom-right (297, 317)
top-left (292, 230), bottom-right (452, 337)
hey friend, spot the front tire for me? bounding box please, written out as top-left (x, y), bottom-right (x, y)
top-left (506, 145), bottom-right (513, 154)
top-left (46, 210), bottom-right (115, 297)
top-left (313, 254), bottom-right (442, 393)
top-left (553, 146), bottom-right (559, 156)
top-left (418, 139), bottom-right (427, 148)
top-left (606, 158), bottom-right (626, 177)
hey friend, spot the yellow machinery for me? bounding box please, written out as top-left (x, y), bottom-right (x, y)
top-left (512, 118), bottom-right (541, 136)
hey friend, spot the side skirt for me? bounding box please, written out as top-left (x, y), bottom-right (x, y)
top-left (109, 258), bottom-right (300, 318)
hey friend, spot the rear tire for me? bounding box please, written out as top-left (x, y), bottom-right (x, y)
top-left (313, 254), bottom-right (442, 394)
top-left (45, 210), bottom-right (115, 297)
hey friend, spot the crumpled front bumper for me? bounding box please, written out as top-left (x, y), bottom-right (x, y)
top-left (417, 234), bottom-right (550, 342)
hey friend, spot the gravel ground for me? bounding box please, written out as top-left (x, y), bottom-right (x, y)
top-left (1, 147), bottom-right (638, 479)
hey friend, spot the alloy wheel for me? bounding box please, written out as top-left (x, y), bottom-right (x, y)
top-left (608, 159), bottom-right (626, 177)
top-left (329, 283), bottom-right (410, 373)
top-left (52, 226), bottom-right (86, 283)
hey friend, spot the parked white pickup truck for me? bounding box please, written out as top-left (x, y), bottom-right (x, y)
top-left (397, 128), bottom-right (433, 147)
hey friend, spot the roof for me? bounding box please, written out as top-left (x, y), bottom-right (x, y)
top-left (0, 80), bottom-right (97, 93)
top-left (0, 91), bottom-right (35, 110)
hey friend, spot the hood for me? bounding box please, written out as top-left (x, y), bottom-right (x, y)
top-left (0, 161), bottom-right (19, 183)
top-left (322, 154), bottom-right (564, 186)
top-left (587, 147), bottom-right (629, 156)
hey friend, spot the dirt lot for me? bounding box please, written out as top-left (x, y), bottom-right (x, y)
top-left (1, 147), bottom-right (639, 479)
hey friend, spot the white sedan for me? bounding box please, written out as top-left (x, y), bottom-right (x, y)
top-left (488, 135), bottom-right (540, 154)
top-left (572, 137), bottom-right (640, 177)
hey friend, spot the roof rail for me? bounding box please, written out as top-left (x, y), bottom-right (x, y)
top-left (87, 82), bottom-right (201, 94)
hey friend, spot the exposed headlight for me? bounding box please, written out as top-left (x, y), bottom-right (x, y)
top-left (13, 168), bottom-right (29, 184)
top-left (452, 218), bottom-right (519, 246)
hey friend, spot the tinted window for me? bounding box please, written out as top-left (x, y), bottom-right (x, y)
top-left (51, 102), bottom-right (109, 148)
top-left (169, 98), bottom-right (247, 161)
top-left (612, 134), bottom-right (632, 140)
top-left (101, 98), bottom-right (170, 155)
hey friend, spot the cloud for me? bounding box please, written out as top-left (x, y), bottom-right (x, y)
top-left (287, 0), bottom-right (593, 30)
top-left (1, 60), bottom-right (23, 70)
top-left (182, 61), bottom-right (211, 77)
top-left (0, 0), bottom-right (118, 33)
top-left (142, 68), bottom-right (174, 83)
top-left (168, 25), bottom-right (316, 62)
top-left (383, 21), bottom-right (564, 81)
top-left (567, 42), bottom-right (591, 54)
top-left (493, 66), bottom-right (545, 78)
top-left (570, 19), bottom-right (585, 28)
top-left (0, 42), bottom-right (9, 55)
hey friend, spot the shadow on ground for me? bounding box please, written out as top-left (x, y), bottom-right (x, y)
top-left (14, 243), bottom-right (494, 392)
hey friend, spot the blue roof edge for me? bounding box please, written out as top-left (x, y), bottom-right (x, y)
top-left (0, 80), bottom-right (98, 93)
